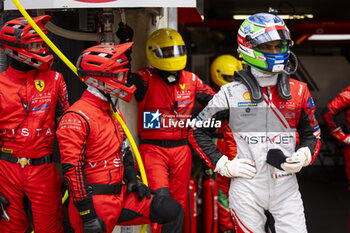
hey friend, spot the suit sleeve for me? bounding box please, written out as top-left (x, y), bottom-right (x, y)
top-left (57, 112), bottom-right (90, 203)
top-left (322, 87), bottom-right (350, 133)
top-left (217, 121), bottom-right (237, 160)
top-left (297, 86), bottom-right (321, 163)
top-left (55, 73), bottom-right (70, 123)
top-left (189, 89), bottom-right (229, 169)
top-left (194, 75), bottom-right (215, 107)
top-left (128, 72), bottom-right (149, 102)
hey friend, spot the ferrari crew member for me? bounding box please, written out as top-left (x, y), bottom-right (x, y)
top-left (322, 86), bottom-right (350, 190)
top-left (56, 43), bottom-right (184, 233)
top-left (117, 26), bottom-right (215, 232)
top-left (0, 15), bottom-right (69, 233)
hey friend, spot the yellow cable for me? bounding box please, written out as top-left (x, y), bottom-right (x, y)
top-left (112, 110), bottom-right (148, 233)
top-left (112, 110), bottom-right (148, 186)
top-left (12, 1), bottom-right (149, 232)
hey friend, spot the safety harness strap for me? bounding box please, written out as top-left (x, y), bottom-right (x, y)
top-left (88, 183), bottom-right (123, 195)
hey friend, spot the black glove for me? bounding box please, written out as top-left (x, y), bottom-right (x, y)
top-left (74, 196), bottom-right (107, 233)
top-left (123, 146), bottom-right (154, 201)
top-left (124, 165), bottom-right (154, 201)
top-left (122, 146), bottom-right (135, 168)
top-left (116, 22), bottom-right (134, 44)
top-left (82, 216), bottom-right (107, 233)
top-left (0, 193), bottom-right (10, 221)
top-left (126, 178), bottom-right (153, 201)
top-left (266, 148), bottom-right (287, 170)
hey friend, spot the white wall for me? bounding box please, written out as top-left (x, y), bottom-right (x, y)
top-left (116, 8), bottom-right (168, 146)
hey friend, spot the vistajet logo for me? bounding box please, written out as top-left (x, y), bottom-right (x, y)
top-left (143, 110), bottom-right (221, 129)
top-left (241, 134), bottom-right (294, 144)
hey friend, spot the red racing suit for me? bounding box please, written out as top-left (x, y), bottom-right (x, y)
top-left (322, 86), bottom-right (350, 186)
top-left (57, 89), bottom-right (183, 233)
top-left (131, 68), bottom-right (214, 232)
top-left (189, 75), bottom-right (321, 233)
top-left (0, 65), bottom-right (69, 233)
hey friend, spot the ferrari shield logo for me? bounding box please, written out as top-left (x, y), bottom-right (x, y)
top-left (35, 80), bottom-right (45, 92)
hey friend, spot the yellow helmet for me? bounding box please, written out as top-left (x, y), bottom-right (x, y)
top-left (210, 55), bottom-right (243, 87)
top-left (146, 28), bottom-right (187, 71)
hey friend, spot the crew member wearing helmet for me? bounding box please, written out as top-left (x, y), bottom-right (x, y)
top-left (117, 26), bottom-right (214, 232)
top-left (322, 86), bottom-right (350, 191)
top-left (210, 55), bottom-right (242, 233)
top-left (189, 12), bottom-right (321, 232)
top-left (210, 54), bottom-right (243, 91)
top-left (56, 43), bottom-right (184, 233)
top-left (0, 15), bottom-right (69, 232)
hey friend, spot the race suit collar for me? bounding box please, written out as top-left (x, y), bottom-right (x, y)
top-left (87, 86), bottom-right (108, 101)
top-left (6, 65), bottom-right (38, 80)
top-left (85, 87), bottom-right (110, 111)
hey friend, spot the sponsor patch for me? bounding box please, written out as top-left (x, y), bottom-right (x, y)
top-left (243, 91), bottom-right (250, 100)
top-left (285, 113), bottom-right (296, 118)
top-left (307, 97), bottom-right (315, 108)
top-left (179, 83), bottom-right (186, 90)
top-left (271, 173), bottom-right (292, 179)
top-left (243, 24), bottom-right (253, 34)
top-left (178, 99), bottom-right (190, 106)
top-left (313, 124), bottom-right (320, 131)
top-left (1, 148), bottom-right (13, 154)
top-left (238, 102), bottom-right (257, 107)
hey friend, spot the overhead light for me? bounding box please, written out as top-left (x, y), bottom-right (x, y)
top-left (232, 14), bottom-right (313, 20)
top-left (308, 34), bottom-right (350, 41)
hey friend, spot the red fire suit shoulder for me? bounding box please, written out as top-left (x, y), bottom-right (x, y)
top-left (0, 66), bottom-right (69, 157)
top-left (134, 67), bottom-right (214, 140)
top-left (57, 90), bottom-right (125, 202)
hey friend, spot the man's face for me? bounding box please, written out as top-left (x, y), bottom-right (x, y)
top-left (257, 40), bottom-right (282, 54)
top-left (27, 41), bottom-right (48, 54)
top-left (161, 47), bottom-right (174, 58)
top-left (222, 74), bottom-right (235, 83)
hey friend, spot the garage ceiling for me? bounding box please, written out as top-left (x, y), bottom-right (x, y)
top-left (180, 0), bottom-right (350, 46)
top-left (204, 0), bottom-right (350, 19)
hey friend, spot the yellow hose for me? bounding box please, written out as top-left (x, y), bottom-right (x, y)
top-left (112, 111), bottom-right (148, 186)
top-left (12, 1), bottom-right (149, 232)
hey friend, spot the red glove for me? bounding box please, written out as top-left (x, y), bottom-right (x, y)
top-left (331, 127), bottom-right (350, 145)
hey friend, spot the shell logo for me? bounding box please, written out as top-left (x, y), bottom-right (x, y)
top-left (243, 91), bottom-right (250, 100)
top-left (74, 0), bottom-right (116, 3)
